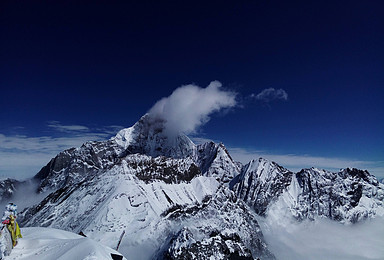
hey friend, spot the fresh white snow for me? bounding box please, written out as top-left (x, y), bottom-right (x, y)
top-left (12, 115), bottom-right (384, 260)
top-left (6, 227), bottom-right (126, 260)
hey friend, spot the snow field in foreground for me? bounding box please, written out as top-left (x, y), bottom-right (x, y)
top-left (6, 227), bottom-right (126, 260)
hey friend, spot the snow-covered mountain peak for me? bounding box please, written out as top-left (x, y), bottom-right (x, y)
top-left (195, 141), bottom-right (241, 183)
top-left (231, 157), bottom-right (293, 215)
top-left (5, 112), bottom-right (383, 259)
top-left (113, 114), bottom-right (196, 159)
top-left (232, 159), bottom-right (384, 223)
top-left (342, 167), bottom-right (380, 184)
top-left (241, 157), bottom-right (291, 182)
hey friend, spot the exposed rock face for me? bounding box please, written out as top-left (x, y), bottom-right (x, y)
top-left (164, 228), bottom-right (254, 260)
top-left (113, 114), bottom-right (196, 159)
top-left (196, 142), bottom-right (241, 183)
top-left (0, 178), bottom-right (21, 202)
top-left (291, 167), bottom-right (384, 223)
top-left (16, 111), bottom-right (274, 259)
top-left (159, 187), bottom-right (275, 260)
top-left (18, 153), bottom-right (274, 259)
top-left (6, 114), bottom-right (384, 259)
top-left (231, 158), bottom-right (293, 216)
top-left (231, 160), bottom-right (384, 223)
top-left (33, 115), bottom-right (237, 193)
top-left (33, 140), bottom-right (122, 192)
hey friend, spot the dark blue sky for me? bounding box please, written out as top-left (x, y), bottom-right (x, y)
top-left (0, 1), bottom-right (383, 179)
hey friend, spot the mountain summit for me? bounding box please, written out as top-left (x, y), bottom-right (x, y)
top-left (1, 115), bottom-right (383, 259)
top-left (113, 114), bottom-right (197, 159)
top-left (15, 115), bottom-right (273, 259)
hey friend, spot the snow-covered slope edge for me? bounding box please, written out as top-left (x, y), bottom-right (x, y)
top-left (8, 227), bottom-right (126, 260)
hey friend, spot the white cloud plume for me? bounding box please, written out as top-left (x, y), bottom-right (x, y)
top-left (253, 87), bottom-right (288, 102)
top-left (148, 81), bottom-right (237, 135)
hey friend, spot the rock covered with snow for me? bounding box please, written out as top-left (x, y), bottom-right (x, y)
top-left (32, 115), bottom-right (238, 195)
top-left (231, 158), bottom-right (293, 216)
top-left (113, 114), bottom-right (196, 159)
top-left (19, 150), bottom-right (267, 259)
top-left (164, 227), bottom-right (254, 260)
top-left (19, 154), bottom-right (216, 229)
top-left (291, 167), bottom-right (384, 222)
top-left (159, 187), bottom-right (275, 260)
top-left (6, 114), bottom-right (384, 259)
top-left (17, 116), bottom-right (273, 259)
top-left (33, 140), bottom-right (123, 192)
top-left (195, 141), bottom-right (241, 183)
top-left (0, 178), bottom-right (21, 202)
top-left (231, 159), bottom-right (384, 223)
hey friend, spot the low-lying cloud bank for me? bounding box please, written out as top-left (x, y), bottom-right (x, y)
top-left (259, 216), bottom-right (384, 260)
top-left (148, 81), bottom-right (237, 136)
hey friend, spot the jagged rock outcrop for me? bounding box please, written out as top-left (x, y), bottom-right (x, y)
top-left (196, 142), bottom-right (241, 183)
top-left (290, 167), bottom-right (384, 222)
top-left (16, 114), bottom-right (276, 259)
top-left (231, 159), bottom-right (384, 223)
top-left (113, 114), bottom-right (196, 159)
top-left (6, 113), bottom-right (384, 259)
top-left (19, 152), bottom-right (274, 259)
top-left (159, 187), bottom-right (275, 260)
top-left (164, 228), bottom-right (254, 260)
top-left (231, 158), bottom-right (293, 216)
top-left (0, 178), bottom-right (22, 202)
top-left (33, 140), bottom-right (122, 192)
top-left (33, 115), bottom-right (237, 193)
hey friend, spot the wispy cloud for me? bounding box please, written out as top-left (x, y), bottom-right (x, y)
top-left (228, 147), bottom-right (384, 179)
top-left (252, 88), bottom-right (288, 102)
top-left (47, 121), bottom-right (90, 133)
top-left (0, 122), bottom-right (124, 180)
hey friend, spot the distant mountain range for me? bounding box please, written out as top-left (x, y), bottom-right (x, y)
top-left (2, 114), bottom-right (383, 260)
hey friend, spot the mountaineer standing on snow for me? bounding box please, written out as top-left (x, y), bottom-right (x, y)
top-left (0, 203), bottom-right (22, 259)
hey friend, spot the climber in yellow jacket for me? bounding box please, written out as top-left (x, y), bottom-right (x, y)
top-left (1, 203), bottom-right (22, 249)
top-left (6, 215), bottom-right (22, 247)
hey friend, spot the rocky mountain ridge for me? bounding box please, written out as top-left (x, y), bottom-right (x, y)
top-left (1, 114), bottom-right (383, 259)
top-left (231, 159), bottom-right (384, 223)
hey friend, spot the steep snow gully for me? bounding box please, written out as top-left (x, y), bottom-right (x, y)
top-left (1, 115), bottom-right (383, 259)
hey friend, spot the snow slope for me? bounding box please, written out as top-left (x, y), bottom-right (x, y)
top-left (7, 227), bottom-right (126, 260)
top-left (19, 158), bottom-right (220, 257)
top-left (4, 114), bottom-right (383, 259)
